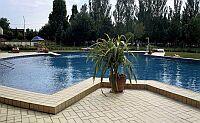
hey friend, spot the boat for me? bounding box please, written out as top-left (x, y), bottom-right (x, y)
top-left (145, 49), bottom-right (165, 56)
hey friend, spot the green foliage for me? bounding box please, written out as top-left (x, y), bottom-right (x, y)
top-left (165, 52), bottom-right (200, 59)
top-left (39, 24), bottom-right (53, 40)
top-left (134, 22), bottom-right (144, 39)
top-left (69, 5), bottom-right (78, 22)
top-left (13, 29), bottom-right (23, 40)
top-left (48, 0), bottom-right (69, 43)
top-left (0, 18), bottom-right (10, 34)
top-left (0, 18), bottom-right (13, 39)
top-left (189, 14), bottom-right (200, 46)
top-left (0, 43), bottom-right (37, 51)
top-left (36, 0), bottom-right (200, 48)
top-left (125, 32), bottom-right (134, 43)
top-left (0, 44), bottom-right (12, 51)
top-left (67, 4), bottom-right (96, 45)
top-left (88, 34), bottom-right (137, 89)
top-left (89, 0), bottom-right (113, 38)
top-left (113, 0), bottom-right (137, 34)
top-left (26, 29), bottom-right (38, 40)
top-left (181, 0), bottom-right (200, 47)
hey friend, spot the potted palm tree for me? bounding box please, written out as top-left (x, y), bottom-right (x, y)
top-left (88, 34), bottom-right (137, 93)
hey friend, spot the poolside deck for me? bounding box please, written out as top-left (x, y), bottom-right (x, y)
top-left (0, 89), bottom-right (200, 123)
top-left (0, 78), bottom-right (200, 123)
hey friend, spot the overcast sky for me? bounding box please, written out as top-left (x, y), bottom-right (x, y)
top-left (0, 0), bottom-right (183, 31)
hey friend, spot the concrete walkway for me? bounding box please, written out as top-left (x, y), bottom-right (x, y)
top-left (0, 89), bottom-right (199, 123)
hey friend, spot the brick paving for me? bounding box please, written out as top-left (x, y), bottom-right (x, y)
top-left (0, 89), bottom-right (200, 123)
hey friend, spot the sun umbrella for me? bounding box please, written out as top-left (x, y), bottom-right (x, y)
top-left (31, 36), bottom-right (44, 41)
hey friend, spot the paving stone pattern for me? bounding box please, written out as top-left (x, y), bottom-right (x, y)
top-left (0, 89), bottom-right (200, 123)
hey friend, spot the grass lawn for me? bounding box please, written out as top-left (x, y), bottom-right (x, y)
top-left (165, 52), bottom-right (200, 59)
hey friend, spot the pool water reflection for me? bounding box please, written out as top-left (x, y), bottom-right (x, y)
top-left (0, 52), bottom-right (199, 94)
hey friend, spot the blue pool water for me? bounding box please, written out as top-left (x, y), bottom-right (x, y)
top-left (0, 52), bottom-right (199, 94)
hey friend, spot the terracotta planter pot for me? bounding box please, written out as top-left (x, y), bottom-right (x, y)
top-left (109, 74), bottom-right (126, 93)
top-left (117, 74), bottom-right (126, 93)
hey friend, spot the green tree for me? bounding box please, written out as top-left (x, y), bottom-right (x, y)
top-left (137, 0), bottom-right (168, 45)
top-left (189, 14), bottom-right (200, 47)
top-left (113, 0), bottom-right (137, 33)
top-left (0, 18), bottom-right (11, 36)
top-left (13, 28), bottom-right (23, 40)
top-left (134, 22), bottom-right (145, 40)
top-left (113, 0), bottom-right (126, 35)
top-left (39, 24), bottom-right (53, 40)
top-left (89, 0), bottom-right (111, 21)
top-left (26, 29), bottom-right (38, 40)
top-left (48, 0), bottom-right (69, 42)
top-left (37, 0), bottom-right (200, 48)
top-left (167, 0), bottom-right (183, 46)
top-left (68, 4), bottom-right (95, 45)
top-left (182, 0), bottom-right (200, 46)
top-left (69, 5), bottom-right (79, 22)
top-left (137, 0), bottom-right (153, 37)
top-left (89, 0), bottom-right (113, 38)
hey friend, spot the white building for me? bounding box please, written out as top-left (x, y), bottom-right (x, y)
top-left (0, 27), bottom-right (3, 35)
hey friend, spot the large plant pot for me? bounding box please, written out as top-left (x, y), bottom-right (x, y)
top-left (109, 74), bottom-right (126, 93)
top-left (117, 74), bottom-right (126, 92)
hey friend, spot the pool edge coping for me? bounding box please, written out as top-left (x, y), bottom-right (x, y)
top-left (0, 52), bottom-right (60, 60)
top-left (0, 78), bottom-right (199, 114)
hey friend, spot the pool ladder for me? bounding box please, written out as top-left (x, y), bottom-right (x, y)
top-left (0, 60), bottom-right (15, 69)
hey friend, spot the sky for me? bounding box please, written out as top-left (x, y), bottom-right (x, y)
top-left (0, 0), bottom-right (183, 31)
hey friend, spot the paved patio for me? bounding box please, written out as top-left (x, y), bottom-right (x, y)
top-left (0, 89), bottom-right (200, 123)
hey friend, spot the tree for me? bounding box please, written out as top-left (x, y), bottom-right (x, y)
top-left (137, 0), bottom-right (153, 37)
top-left (113, 0), bottom-right (126, 35)
top-left (174, 0), bottom-right (183, 20)
top-left (89, 0), bottom-right (111, 21)
top-left (69, 5), bottom-right (79, 22)
top-left (0, 18), bottom-right (11, 36)
top-left (167, 0), bottom-right (183, 46)
top-left (81, 3), bottom-right (87, 13)
top-left (26, 29), bottom-right (38, 40)
top-left (113, 0), bottom-right (137, 33)
top-left (39, 24), bottom-right (53, 40)
top-left (48, 0), bottom-right (69, 42)
top-left (89, 0), bottom-right (113, 38)
top-left (37, 0), bottom-right (200, 48)
top-left (134, 22), bottom-right (145, 40)
top-left (68, 4), bottom-right (95, 45)
top-left (185, 0), bottom-right (199, 19)
top-left (190, 14), bottom-right (200, 47)
top-left (182, 0), bottom-right (200, 46)
top-left (113, 0), bottom-right (125, 24)
top-left (13, 28), bottom-right (23, 40)
top-left (137, 0), bottom-right (168, 45)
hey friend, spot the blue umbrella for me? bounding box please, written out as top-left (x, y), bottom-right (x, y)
top-left (31, 36), bottom-right (44, 41)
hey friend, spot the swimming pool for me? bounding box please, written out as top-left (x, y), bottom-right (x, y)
top-left (0, 52), bottom-right (199, 94)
